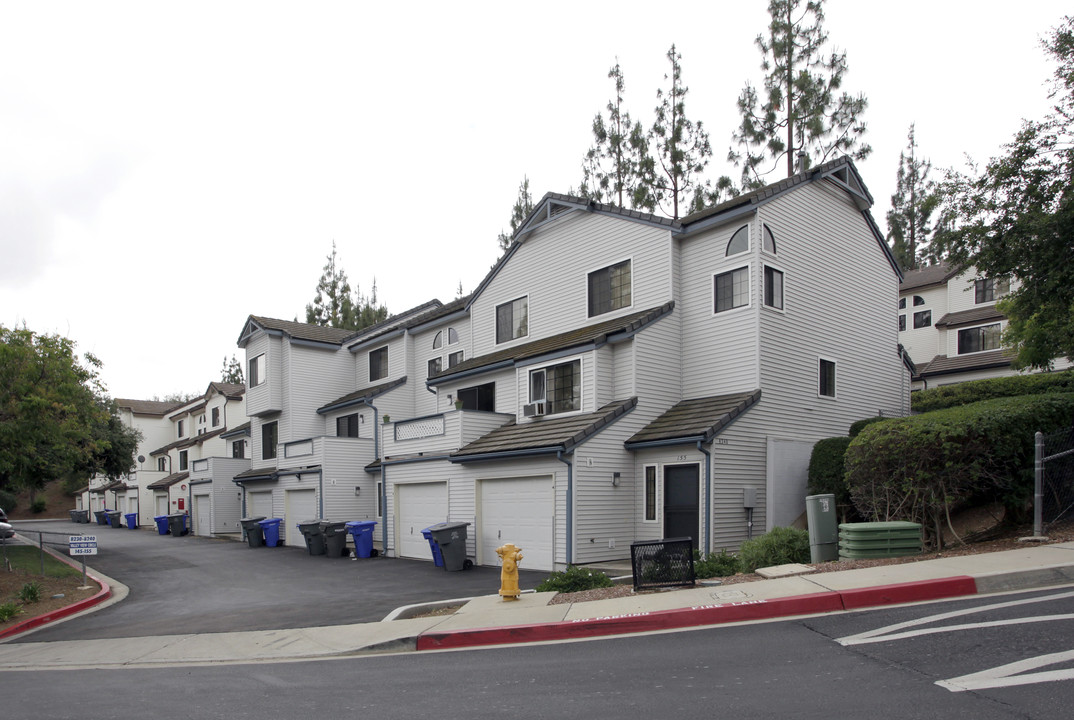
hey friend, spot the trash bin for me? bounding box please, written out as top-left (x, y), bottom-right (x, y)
top-left (346, 521), bottom-right (378, 559)
top-left (259, 518), bottom-right (282, 547)
top-left (106, 510), bottom-right (123, 529)
top-left (241, 516), bottom-right (266, 548)
top-left (95, 510), bottom-right (109, 526)
top-left (167, 513), bottom-right (188, 537)
top-left (297, 519), bottom-right (327, 555)
top-left (321, 520), bottom-right (350, 557)
top-left (75, 510), bottom-right (89, 523)
top-left (426, 521), bottom-right (471, 571)
top-left (805, 493), bottom-right (839, 563)
top-left (153, 515), bottom-right (169, 535)
top-left (69, 510), bottom-right (79, 523)
top-left (421, 526), bottom-right (445, 567)
top-left (124, 513), bottom-right (139, 530)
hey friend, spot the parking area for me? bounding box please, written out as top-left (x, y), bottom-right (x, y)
top-left (8, 518), bottom-right (550, 642)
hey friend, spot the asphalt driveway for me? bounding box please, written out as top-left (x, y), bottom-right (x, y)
top-left (8, 519), bottom-right (550, 642)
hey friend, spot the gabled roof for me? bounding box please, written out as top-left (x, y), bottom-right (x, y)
top-left (208, 382), bottom-right (245, 399)
top-left (428, 303), bottom-right (675, 386)
top-left (149, 427), bottom-right (228, 456)
top-left (916, 350), bottom-right (1015, 379)
top-left (238, 316), bottom-right (354, 348)
top-left (90, 480), bottom-right (127, 493)
top-left (625, 391), bottom-right (761, 448)
top-left (900, 261), bottom-right (961, 293)
top-left (934, 306), bottom-right (1005, 329)
top-left (317, 377), bottom-right (409, 415)
top-left (450, 398), bottom-right (637, 462)
top-left (232, 466), bottom-right (277, 483)
top-left (146, 472), bottom-right (188, 490)
top-left (115, 398), bottom-right (185, 416)
top-left (221, 421), bottom-right (251, 439)
top-left (342, 299), bottom-right (445, 350)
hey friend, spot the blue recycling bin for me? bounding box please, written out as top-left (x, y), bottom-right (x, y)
top-left (259, 518), bottom-right (283, 547)
top-left (154, 515), bottom-right (169, 535)
top-left (124, 513), bottom-right (139, 529)
top-left (421, 526), bottom-right (445, 567)
top-left (345, 521), bottom-right (377, 558)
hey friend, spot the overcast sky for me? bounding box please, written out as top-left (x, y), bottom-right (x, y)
top-left (1, 1), bottom-right (1068, 401)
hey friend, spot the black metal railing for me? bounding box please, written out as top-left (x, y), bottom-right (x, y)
top-left (630, 537), bottom-right (695, 591)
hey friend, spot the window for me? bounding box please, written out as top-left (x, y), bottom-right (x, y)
top-left (714, 267), bottom-right (749, 313)
top-left (376, 481), bottom-right (384, 519)
top-left (763, 225), bottom-right (776, 254)
top-left (958, 323), bottom-right (1001, 354)
top-left (448, 350), bottom-right (464, 368)
top-left (588, 259), bottom-right (632, 317)
top-left (432, 331), bottom-right (443, 349)
top-left (975, 277), bottom-right (1010, 304)
top-left (232, 440), bottom-right (245, 459)
top-left (899, 298), bottom-right (906, 310)
top-left (644, 465), bottom-right (657, 522)
top-left (763, 266), bottom-right (783, 309)
top-left (211, 407), bottom-right (220, 427)
top-left (177, 420), bottom-right (185, 437)
top-left (496, 297), bottom-right (528, 344)
top-left (448, 328), bottom-right (459, 344)
top-left (178, 450), bottom-right (188, 471)
top-left (369, 346), bottom-right (388, 381)
top-left (336, 413), bottom-right (360, 438)
top-left (427, 357), bottom-right (442, 377)
top-left (262, 421), bottom-right (278, 460)
top-left (726, 225), bottom-right (749, 256)
top-left (819, 359), bottom-right (836, 398)
top-left (913, 295), bottom-right (925, 306)
top-left (529, 360), bottom-right (580, 415)
top-left (913, 310), bottom-right (932, 328)
top-left (899, 314), bottom-right (906, 331)
top-left (157, 457), bottom-right (167, 472)
top-left (249, 354), bottom-right (266, 387)
top-left (458, 382), bottom-right (495, 411)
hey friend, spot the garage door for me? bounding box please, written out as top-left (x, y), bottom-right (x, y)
top-left (194, 494), bottom-right (210, 536)
top-left (285, 488), bottom-right (318, 548)
top-left (396, 482), bottom-right (447, 560)
top-left (248, 490), bottom-right (273, 520)
top-left (479, 476), bottom-right (554, 570)
top-left (155, 494), bottom-right (168, 517)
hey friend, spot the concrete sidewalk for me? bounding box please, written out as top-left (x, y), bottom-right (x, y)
top-left (3, 541), bottom-right (1073, 670)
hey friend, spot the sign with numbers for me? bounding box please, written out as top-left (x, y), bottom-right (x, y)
top-left (69, 535), bottom-right (98, 556)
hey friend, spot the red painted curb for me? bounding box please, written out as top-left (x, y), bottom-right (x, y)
top-left (837, 576), bottom-right (978, 610)
top-left (0, 546), bottom-right (112, 640)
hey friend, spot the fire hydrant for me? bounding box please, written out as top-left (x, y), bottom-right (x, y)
top-left (496, 543), bottom-right (523, 601)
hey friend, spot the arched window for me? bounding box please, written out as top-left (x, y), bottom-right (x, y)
top-left (763, 225), bottom-right (776, 254)
top-left (726, 225), bottom-right (749, 256)
top-left (432, 331), bottom-right (443, 349)
top-left (913, 296), bottom-right (925, 306)
top-left (448, 327), bottom-right (458, 344)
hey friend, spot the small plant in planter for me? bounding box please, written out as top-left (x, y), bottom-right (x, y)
top-left (382, 415), bottom-right (391, 424)
top-left (454, 399), bottom-right (464, 410)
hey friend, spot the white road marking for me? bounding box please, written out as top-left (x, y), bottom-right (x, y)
top-left (937, 650), bottom-right (1074, 692)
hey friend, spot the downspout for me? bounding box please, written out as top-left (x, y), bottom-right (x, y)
top-left (697, 440), bottom-right (711, 554)
top-left (357, 399), bottom-right (380, 460)
top-left (318, 469), bottom-right (324, 518)
top-left (556, 450), bottom-right (573, 566)
top-left (381, 463), bottom-right (388, 552)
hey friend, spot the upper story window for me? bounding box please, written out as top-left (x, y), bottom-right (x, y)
top-left (588, 259), bottom-right (632, 317)
top-left (763, 265), bottom-right (783, 310)
top-left (899, 314), bottom-right (906, 331)
top-left (177, 420), bottom-right (185, 438)
top-left (232, 440), bottom-right (245, 459)
top-left (819, 358), bottom-right (836, 398)
top-left (448, 350), bottom-right (464, 368)
top-left (458, 382), bottom-right (495, 411)
top-left (262, 421), bottom-right (278, 460)
top-left (211, 407), bottom-right (220, 427)
top-left (427, 357), bottom-right (442, 377)
top-left (762, 225), bottom-right (776, 254)
top-left (249, 354), bottom-right (266, 387)
top-left (913, 310), bottom-right (932, 328)
top-left (714, 267), bottom-right (750, 313)
top-left (496, 297), bottom-right (528, 344)
top-left (975, 277), bottom-right (1010, 304)
top-left (899, 298), bottom-right (906, 309)
top-left (433, 331), bottom-right (443, 349)
top-left (958, 323), bottom-right (1001, 354)
top-left (369, 346), bottom-right (388, 382)
top-left (529, 360), bottom-right (581, 415)
top-left (178, 450), bottom-right (188, 471)
top-left (913, 295), bottom-right (925, 306)
top-left (726, 225), bottom-right (749, 256)
top-left (336, 413), bottom-right (360, 438)
top-left (448, 328), bottom-right (459, 344)
top-left (157, 457), bottom-right (167, 472)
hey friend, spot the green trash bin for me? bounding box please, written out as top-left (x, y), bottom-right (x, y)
top-left (426, 521), bottom-right (472, 571)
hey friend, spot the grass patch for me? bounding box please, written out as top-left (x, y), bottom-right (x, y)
top-left (0, 546), bottom-right (82, 579)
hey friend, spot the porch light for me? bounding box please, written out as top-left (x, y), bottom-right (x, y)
top-left (612, 472), bottom-right (621, 487)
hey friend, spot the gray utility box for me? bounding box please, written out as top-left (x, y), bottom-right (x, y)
top-left (805, 493), bottom-right (839, 563)
top-left (426, 522), bottom-right (472, 571)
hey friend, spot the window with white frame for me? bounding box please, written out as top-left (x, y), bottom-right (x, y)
top-left (529, 360), bottom-right (580, 415)
top-left (336, 413), bottom-right (360, 438)
top-left (588, 259), bottom-right (632, 317)
top-left (177, 419), bottom-right (185, 437)
top-left (249, 354), bottom-right (266, 387)
top-left (433, 331), bottom-right (443, 349)
top-left (262, 421), bottom-right (278, 460)
top-left (448, 327), bottom-right (458, 344)
top-left (714, 267), bottom-right (750, 313)
top-left (726, 225), bottom-right (749, 256)
top-left (458, 382), bottom-right (495, 411)
top-left (899, 314), bottom-right (906, 331)
top-left (448, 350), bottom-right (464, 368)
top-left (157, 457), bottom-right (167, 472)
top-left (975, 277), bottom-right (1010, 304)
top-left (819, 358), bottom-right (836, 398)
top-left (232, 440), bottom-right (245, 459)
top-left (957, 323), bottom-right (1002, 354)
top-left (644, 465), bottom-right (658, 522)
top-left (369, 346), bottom-right (388, 381)
top-left (762, 225), bottom-right (776, 254)
top-left (179, 450), bottom-right (188, 471)
top-left (496, 297), bottom-right (528, 344)
top-left (211, 407), bottom-right (220, 427)
top-left (763, 265), bottom-right (783, 309)
top-left (427, 357), bottom-right (442, 377)
top-left (913, 309), bottom-right (932, 328)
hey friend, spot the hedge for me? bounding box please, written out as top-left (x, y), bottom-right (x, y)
top-left (911, 369), bottom-right (1074, 413)
top-left (807, 437), bottom-right (852, 502)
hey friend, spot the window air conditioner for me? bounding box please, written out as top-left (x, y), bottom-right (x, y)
top-left (523, 401), bottom-right (546, 417)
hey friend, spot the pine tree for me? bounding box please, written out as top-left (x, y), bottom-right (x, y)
top-left (354, 278), bottom-right (388, 330)
top-left (221, 354), bottom-right (244, 385)
top-left (730, 0), bottom-right (870, 188)
top-left (887, 124), bottom-right (939, 271)
top-left (305, 241), bottom-right (358, 329)
top-left (497, 177), bottom-right (535, 253)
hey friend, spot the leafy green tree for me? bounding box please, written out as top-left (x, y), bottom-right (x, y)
top-left (730, 0), bottom-right (870, 187)
top-left (497, 177), bottom-right (535, 253)
top-left (220, 354), bottom-right (244, 384)
top-left (581, 61), bottom-right (655, 211)
top-left (649, 45), bottom-right (713, 219)
top-left (305, 242), bottom-right (387, 331)
top-left (887, 124), bottom-right (939, 270)
top-left (933, 16), bottom-right (1074, 370)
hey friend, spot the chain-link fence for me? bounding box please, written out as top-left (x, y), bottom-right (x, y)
top-left (1, 528), bottom-right (84, 578)
top-left (1036, 427), bottom-right (1074, 534)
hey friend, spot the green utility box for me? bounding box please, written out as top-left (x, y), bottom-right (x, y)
top-left (838, 521), bottom-right (922, 559)
top-left (805, 494), bottom-right (839, 563)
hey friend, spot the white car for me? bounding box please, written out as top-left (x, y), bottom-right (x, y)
top-left (0, 521), bottom-right (13, 539)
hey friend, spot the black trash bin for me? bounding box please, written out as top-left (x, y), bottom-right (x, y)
top-left (426, 521), bottom-right (472, 571)
top-left (241, 516), bottom-right (267, 548)
top-left (106, 510), bottom-right (123, 529)
top-left (75, 509), bottom-right (90, 524)
top-left (297, 519), bottom-right (327, 556)
top-left (321, 520), bottom-right (349, 557)
top-left (167, 513), bottom-right (188, 537)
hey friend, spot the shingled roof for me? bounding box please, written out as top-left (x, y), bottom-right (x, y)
top-left (900, 261), bottom-right (962, 293)
top-left (317, 377), bottom-right (408, 415)
top-left (149, 426), bottom-right (228, 456)
top-left (934, 306), bottom-right (1005, 329)
top-left (240, 316), bottom-right (355, 347)
top-left (915, 349), bottom-right (1015, 379)
top-left (626, 391), bottom-right (761, 447)
top-left (115, 398), bottom-right (185, 416)
top-left (450, 398), bottom-right (638, 462)
top-left (146, 472), bottom-right (188, 490)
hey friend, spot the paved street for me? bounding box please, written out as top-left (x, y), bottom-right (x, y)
top-left (9, 518), bottom-right (548, 641)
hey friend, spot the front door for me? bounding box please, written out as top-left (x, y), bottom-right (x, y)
top-left (664, 464), bottom-right (699, 546)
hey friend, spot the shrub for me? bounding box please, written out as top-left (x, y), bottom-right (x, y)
top-left (911, 369), bottom-right (1074, 413)
top-left (536, 565), bottom-right (614, 593)
top-left (807, 437), bottom-right (852, 500)
top-left (0, 490), bottom-right (16, 513)
top-left (846, 392), bottom-right (1074, 547)
top-left (849, 416), bottom-right (888, 437)
top-left (0, 602), bottom-right (21, 622)
top-left (31, 499), bottom-right (47, 514)
top-left (738, 527), bottom-right (810, 573)
top-left (694, 550), bottom-right (740, 578)
top-left (18, 581), bottom-right (41, 604)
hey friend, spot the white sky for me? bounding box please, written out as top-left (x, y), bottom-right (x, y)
top-left (1, 1), bottom-right (1068, 400)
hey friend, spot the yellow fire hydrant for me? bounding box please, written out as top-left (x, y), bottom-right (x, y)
top-left (496, 543), bottom-right (524, 601)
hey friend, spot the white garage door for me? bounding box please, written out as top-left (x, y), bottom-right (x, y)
top-left (396, 482), bottom-right (447, 560)
top-left (248, 490), bottom-right (273, 519)
top-left (285, 488), bottom-right (318, 548)
top-left (194, 494), bottom-right (210, 536)
top-left (479, 476), bottom-right (554, 571)
top-left (155, 494), bottom-right (168, 517)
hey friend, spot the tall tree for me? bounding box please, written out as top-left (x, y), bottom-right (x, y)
top-left (730, 0), bottom-right (870, 188)
top-left (887, 124), bottom-right (939, 271)
top-left (649, 45), bottom-right (712, 220)
top-left (305, 242), bottom-right (388, 331)
top-left (581, 61), bottom-right (655, 211)
top-left (497, 177), bottom-right (535, 253)
top-left (933, 16), bottom-right (1074, 370)
top-left (221, 354), bottom-right (244, 385)
top-left (355, 278), bottom-right (388, 329)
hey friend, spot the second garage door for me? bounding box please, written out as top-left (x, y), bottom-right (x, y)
top-left (395, 482), bottom-right (447, 560)
top-left (479, 476), bottom-right (554, 570)
top-left (285, 488), bottom-right (318, 548)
